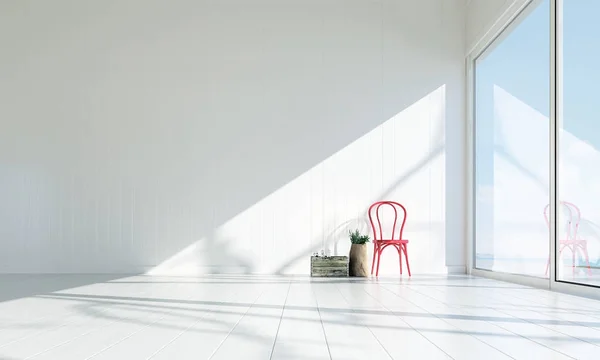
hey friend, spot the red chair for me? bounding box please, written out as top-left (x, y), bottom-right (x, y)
top-left (544, 201), bottom-right (592, 276)
top-left (368, 201), bottom-right (411, 277)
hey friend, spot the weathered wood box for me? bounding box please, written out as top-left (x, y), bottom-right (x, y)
top-left (310, 256), bottom-right (349, 277)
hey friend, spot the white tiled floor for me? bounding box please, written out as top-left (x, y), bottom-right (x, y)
top-left (0, 275), bottom-right (599, 360)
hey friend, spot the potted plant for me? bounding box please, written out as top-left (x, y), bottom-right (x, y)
top-left (348, 229), bottom-right (370, 277)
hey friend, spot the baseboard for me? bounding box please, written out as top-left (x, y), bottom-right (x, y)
top-left (471, 268), bottom-right (550, 289)
top-left (0, 265), bottom-right (468, 277)
top-left (446, 265), bottom-right (467, 274)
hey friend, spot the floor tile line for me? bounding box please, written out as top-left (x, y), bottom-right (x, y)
top-left (145, 287), bottom-right (247, 360)
top-left (405, 279), bottom-right (600, 351)
top-left (479, 301), bottom-right (600, 350)
top-left (83, 283), bottom-right (200, 360)
top-left (22, 281), bottom-right (158, 360)
top-left (482, 282), bottom-right (600, 322)
top-left (463, 277), bottom-right (598, 311)
top-left (0, 305), bottom-right (103, 350)
top-left (206, 284), bottom-right (270, 360)
top-left (334, 283), bottom-right (394, 360)
top-left (24, 312), bottom-right (123, 360)
top-left (0, 281), bottom-right (142, 353)
top-left (378, 283), bottom-right (516, 359)
top-left (398, 282), bottom-right (578, 359)
top-left (1, 275), bottom-right (599, 360)
top-left (311, 283), bottom-right (333, 360)
top-left (268, 280), bottom-right (292, 360)
top-left (360, 284), bottom-right (455, 360)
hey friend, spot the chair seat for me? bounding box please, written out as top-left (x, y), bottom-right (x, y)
top-left (375, 239), bottom-right (409, 244)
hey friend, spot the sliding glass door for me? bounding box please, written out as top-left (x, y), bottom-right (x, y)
top-left (474, 0), bottom-right (550, 278)
top-left (472, 0), bottom-right (600, 294)
top-left (556, 0), bottom-right (600, 287)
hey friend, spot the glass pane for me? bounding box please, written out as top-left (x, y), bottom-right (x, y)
top-left (474, 0), bottom-right (550, 277)
top-left (557, 0), bottom-right (600, 286)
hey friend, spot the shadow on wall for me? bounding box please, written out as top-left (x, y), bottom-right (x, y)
top-left (1, 82), bottom-right (450, 276)
top-left (273, 144), bottom-right (445, 275)
top-left (148, 85), bottom-right (448, 276)
top-left (0, 0), bottom-right (464, 276)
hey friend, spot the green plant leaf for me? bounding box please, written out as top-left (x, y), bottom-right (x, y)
top-left (349, 229), bottom-right (370, 244)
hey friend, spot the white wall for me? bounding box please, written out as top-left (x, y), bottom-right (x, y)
top-left (0, 0), bottom-right (466, 275)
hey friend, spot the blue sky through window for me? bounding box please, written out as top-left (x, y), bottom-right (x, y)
top-left (477, 0), bottom-right (600, 148)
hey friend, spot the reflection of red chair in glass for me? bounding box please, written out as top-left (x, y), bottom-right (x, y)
top-left (368, 201), bottom-right (411, 277)
top-left (544, 201), bottom-right (592, 276)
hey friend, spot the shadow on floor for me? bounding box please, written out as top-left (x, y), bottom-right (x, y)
top-left (24, 290), bottom-right (600, 346)
top-left (0, 274), bottom-right (129, 303)
top-left (37, 290), bottom-right (600, 328)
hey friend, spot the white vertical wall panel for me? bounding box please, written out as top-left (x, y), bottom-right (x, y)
top-left (0, 0), bottom-right (466, 275)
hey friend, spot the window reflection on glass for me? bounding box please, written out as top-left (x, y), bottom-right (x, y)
top-left (474, 0), bottom-right (550, 277)
top-left (557, 0), bottom-right (600, 285)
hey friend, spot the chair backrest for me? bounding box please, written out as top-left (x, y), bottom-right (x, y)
top-left (368, 201), bottom-right (407, 241)
top-left (543, 201), bottom-right (581, 240)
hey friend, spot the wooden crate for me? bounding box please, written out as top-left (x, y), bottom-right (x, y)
top-left (310, 256), bottom-right (348, 277)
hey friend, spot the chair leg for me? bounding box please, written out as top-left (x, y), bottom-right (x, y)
top-left (371, 245), bottom-right (378, 275)
top-left (403, 245), bottom-right (411, 277)
top-left (398, 245), bottom-right (403, 275)
top-left (375, 249), bottom-right (382, 277)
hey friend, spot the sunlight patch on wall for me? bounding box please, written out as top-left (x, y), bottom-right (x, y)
top-left (148, 85), bottom-right (448, 276)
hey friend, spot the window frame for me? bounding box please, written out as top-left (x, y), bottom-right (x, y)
top-left (466, 0), bottom-right (600, 299)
